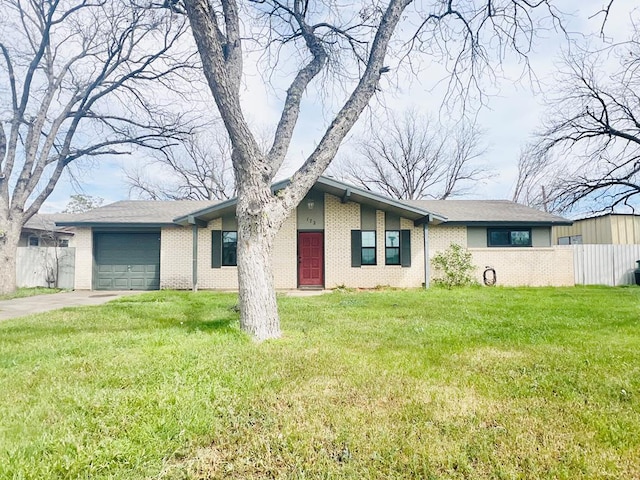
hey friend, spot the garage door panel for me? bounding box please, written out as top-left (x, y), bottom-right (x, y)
top-left (129, 278), bottom-right (146, 289)
top-left (113, 278), bottom-right (131, 289)
top-left (96, 278), bottom-right (115, 289)
top-left (94, 232), bottom-right (160, 291)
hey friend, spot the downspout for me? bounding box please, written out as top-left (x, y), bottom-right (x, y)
top-left (187, 215), bottom-right (205, 292)
top-left (192, 223), bottom-right (198, 292)
top-left (423, 219), bottom-right (430, 289)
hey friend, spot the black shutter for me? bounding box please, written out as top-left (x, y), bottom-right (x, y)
top-left (351, 230), bottom-right (361, 267)
top-left (211, 230), bottom-right (222, 268)
top-left (400, 229), bottom-right (411, 267)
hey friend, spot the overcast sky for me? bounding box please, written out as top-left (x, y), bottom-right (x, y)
top-left (41, 1), bottom-right (637, 214)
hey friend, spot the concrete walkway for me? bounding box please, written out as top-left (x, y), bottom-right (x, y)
top-left (0, 290), bottom-right (142, 322)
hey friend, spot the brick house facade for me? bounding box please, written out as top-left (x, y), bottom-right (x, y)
top-left (60, 177), bottom-right (574, 290)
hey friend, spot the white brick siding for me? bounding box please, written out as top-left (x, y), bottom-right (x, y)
top-left (73, 227), bottom-right (92, 290)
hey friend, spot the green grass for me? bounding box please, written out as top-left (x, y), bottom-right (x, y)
top-left (0, 286), bottom-right (63, 301)
top-left (0, 287), bottom-right (639, 479)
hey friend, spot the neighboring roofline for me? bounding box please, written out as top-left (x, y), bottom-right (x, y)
top-left (174, 175), bottom-right (447, 225)
top-left (573, 212), bottom-right (640, 221)
top-left (22, 228), bottom-right (75, 236)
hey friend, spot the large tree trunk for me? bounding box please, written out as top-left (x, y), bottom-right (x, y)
top-left (0, 219), bottom-right (22, 295)
top-left (236, 196), bottom-right (284, 340)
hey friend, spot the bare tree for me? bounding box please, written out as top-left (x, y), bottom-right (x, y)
top-left (178, 0), bottom-right (569, 340)
top-left (126, 126), bottom-right (235, 200)
top-left (0, 0), bottom-right (193, 294)
top-left (339, 110), bottom-right (488, 200)
top-left (515, 19), bottom-right (640, 214)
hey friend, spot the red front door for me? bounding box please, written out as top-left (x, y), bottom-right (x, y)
top-left (298, 232), bottom-right (324, 287)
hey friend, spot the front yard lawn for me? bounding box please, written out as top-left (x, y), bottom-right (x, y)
top-left (0, 287), bottom-right (638, 479)
top-left (0, 286), bottom-right (63, 301)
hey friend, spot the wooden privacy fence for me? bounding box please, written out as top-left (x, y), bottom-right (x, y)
top-left (569, 244), bottom-right (640, 286)
top-left (16, 247), bottom-right (76, 290)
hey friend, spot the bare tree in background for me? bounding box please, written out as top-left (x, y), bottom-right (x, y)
top-left (514, 19), bottom-right (640, 214)
top-left (62, 194), bottom-right (105, 213)
top-left (177, 0), bottom-right (572, 340)
top-left (126, 126), bottom-right (235, 200)
top-left (512, 146), bottom-right (555, 210)
top-left (340, 110), bottom-right (488, 200)
top-left (0, 0), bottom-right (193, 294)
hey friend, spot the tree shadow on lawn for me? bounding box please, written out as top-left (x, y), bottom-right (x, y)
top-left (0, 295), bottom-right (242, 340)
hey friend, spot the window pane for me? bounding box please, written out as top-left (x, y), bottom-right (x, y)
top-left (489, 228), bottom-right (531, 247)
top-left (223, 231), bottom-right (237, 242)
top-left (222, 231), bottom-right (237, 266)
top-left (361, 247), bottom-right (376, 265)
top-left (361, 231), bottom-right (376, 247)
top-left (510, 231), bottom-right (531, 245)
top-left (385, 231), bottom-right (400, 247)
top-left (489, 230), bottom-right (510, 246)
top-left (29, 236), bottom-right (39, 247)
top-left (558, 236), bottom-right (570, 245)
top-left (385, 247), bottom-right (400, 265)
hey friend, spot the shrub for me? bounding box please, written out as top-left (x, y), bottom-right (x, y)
top-left (431, 243), bottom-right (477, 288)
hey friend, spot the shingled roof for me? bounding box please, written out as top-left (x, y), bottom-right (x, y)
top-left (55, 200), bottom-right (216, 227)
top-left (24, 214), bottom-right (75, 234)
top-left (52, 180), bottom-right (571, 228)
top-left (403, 199), bottom-right (572, 225)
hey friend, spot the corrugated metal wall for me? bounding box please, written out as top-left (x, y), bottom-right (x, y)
top-left (571, 244), bottom-right (640, 286)
top-left (16, 247), bottom-right (76, 289)
top-left (554, 215), bottom-right (640, 245)
top-left (610, 215), bottom-right (640, 244)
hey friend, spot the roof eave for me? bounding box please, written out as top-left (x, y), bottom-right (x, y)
top-left (441, 220), bottom-right (573, 227)
top-left (174, 176), bottom-right (446, 224)
top-left (173, 197), bottom-right (237, 225)
top-left (55, 222), bottom-right (178, 228)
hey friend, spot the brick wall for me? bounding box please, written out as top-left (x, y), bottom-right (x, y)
top-left (427, 225), bottom-right (574, 286)
top-left (182, 213), bottom-right (299, 290)
top-left (429, 225), bottom-right (467, 252)
top-left (272, 213), bottom-right (298, 288)
top-left (324, 194), bottom-right (426, 288)
top-left (195, 218), bottom-right (237, 289)
top-left (160, 226), bottom-right (193, 290)
top-left (73, 227), bottom-right (92, 290)
top-left (76, 216), bottom-right (573, 291)
top-left (469, 248), bottom-right (574, 286)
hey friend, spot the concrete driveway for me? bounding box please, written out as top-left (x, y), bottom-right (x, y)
top-left (0, 290), bottom-right (142, 322)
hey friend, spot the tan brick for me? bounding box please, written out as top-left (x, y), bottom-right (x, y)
top-left (324, 194), bottom-right (426, 288)
top-left (73, 227), bottom-right (92, 290)
top-left (160, 226), bottom-right (193, 290)
top-left (469, 248), bottom-right (574, 286)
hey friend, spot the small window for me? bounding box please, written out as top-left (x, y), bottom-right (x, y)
top-left (28, 236), bottom-right (39, 247)
top-left (488, 228), bottom-right (532, 247)
top-left (57, 239), bottom-right (69, 247)
top-left (361, 231), bottom-right (376, 265)
top-left (222, 231), bottom-right (237, 266)
top-left (385, 230), bottom-right (400, 265)
top-left (558, 235), bottom-right (582, 245)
